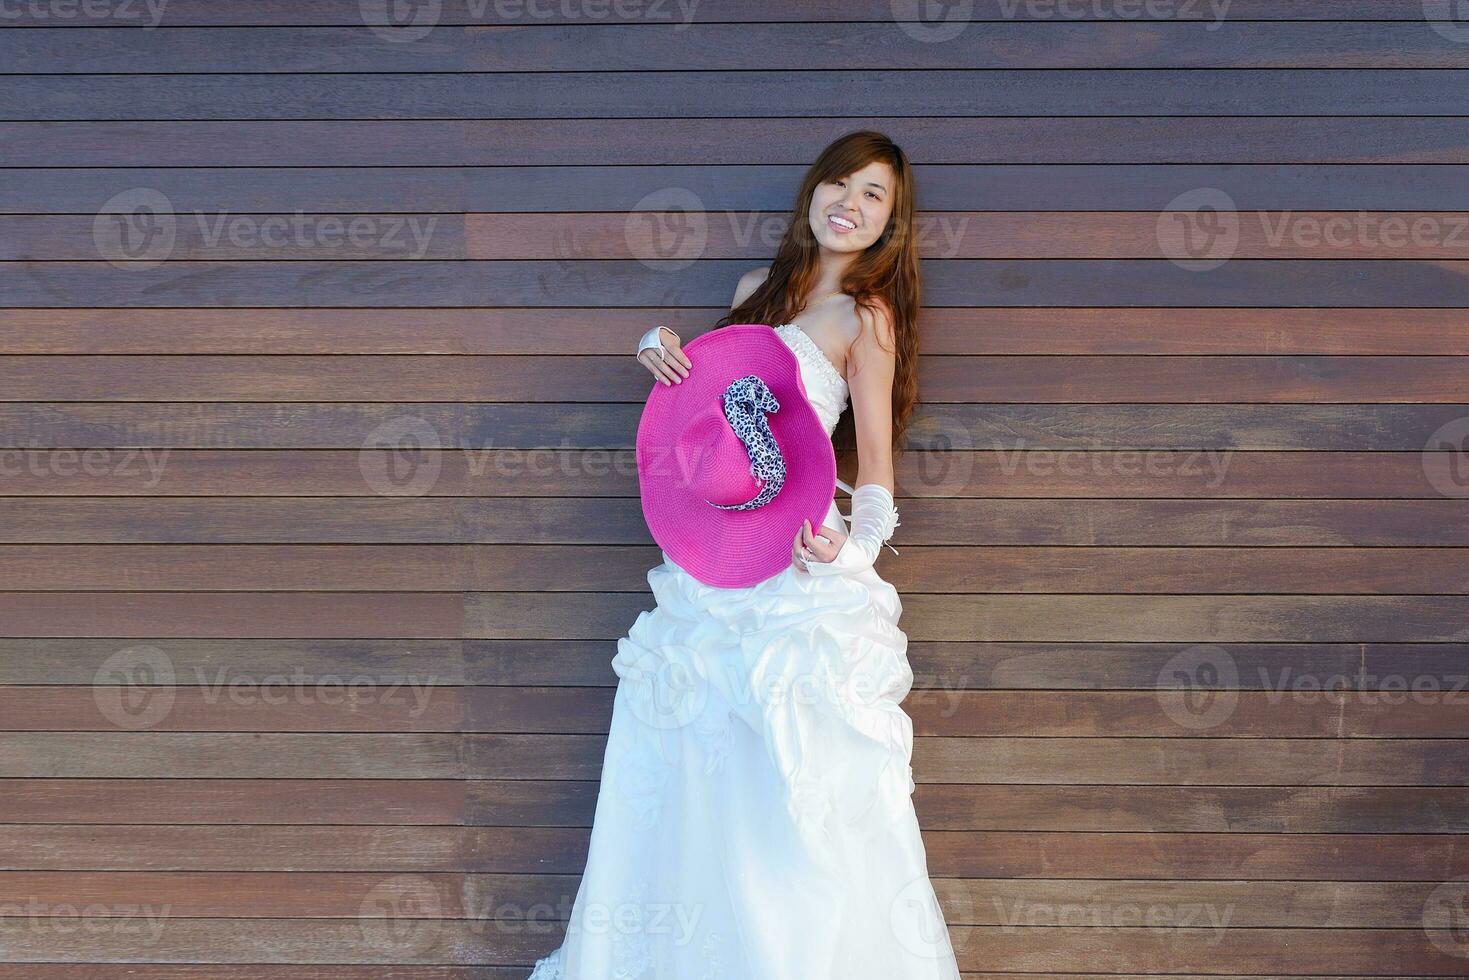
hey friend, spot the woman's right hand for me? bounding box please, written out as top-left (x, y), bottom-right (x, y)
top-left (636, 326), bottom-right (692, 386)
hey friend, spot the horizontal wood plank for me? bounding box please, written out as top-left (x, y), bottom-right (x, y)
top-left (7, 403), bottom-right (1463, 450)
top-left (2, 824), bottom-right (1461, 879)
top-left (0, 0), bottom-right (1431, 27)
top-left (0, 450), bottom-right (1462, 498)
top-left (16, 212), bottom-right (1469, 260)
top-left (0, 592), bottom-right (1466, 641)
top-left (0, 871), bottom-right (1443, 927)
top-left (0, 728), bottom-right (1460, 783)
top-left (3, 308), bottom-right (1469, 356)
top-left (15, 23), bottom-right (1469, 74)
top-left (0, 637), bottom-right (1461, 692)
top-left (15, 164), bottom-right (1469, 210)
top-left (13, 259), bottom-right (1469, 307)
top-left (0, 973), bottom-right (1453, 980)
top-left (3, 544), bottom-right (1469, 592)
top-left (0, 780), bottom-right (1460, 832)
top-left (0, 918), bottom-right (1457, 972)
top-left (8, 71), bottom-right (1469, 121)
top-left (13, 118), bottom-right (1469, 168)
top-left (5, 686), bottom-right (1467, 738)
top-left (1, 499), bottom-right (1465, 545)
top-left (4, 353), bottom-right (1466, 402)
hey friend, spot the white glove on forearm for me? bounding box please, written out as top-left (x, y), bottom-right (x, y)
top-left (636, 325), bottom-right (679, 358)
top-left (806, 482), bottom-right (900, 577)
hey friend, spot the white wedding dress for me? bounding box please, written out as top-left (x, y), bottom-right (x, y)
top-left (527, 323), bottom-right (961, 979)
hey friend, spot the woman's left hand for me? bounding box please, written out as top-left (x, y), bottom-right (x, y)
top-left (792, 518), bottom-right (846, 573)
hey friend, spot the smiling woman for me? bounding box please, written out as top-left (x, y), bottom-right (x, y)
top-left (535, 130), bottom-right (955, 979)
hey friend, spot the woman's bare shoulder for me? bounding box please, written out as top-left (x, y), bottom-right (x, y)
top-left (843, 295), bottom-right (898, 369)
top-left (854, 294), bottom-right (897, 346)
top-left (730, 265), bottom-right (772, 309)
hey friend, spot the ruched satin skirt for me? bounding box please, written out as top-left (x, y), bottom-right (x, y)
top-left (527, 498), bottom-right (962, 979)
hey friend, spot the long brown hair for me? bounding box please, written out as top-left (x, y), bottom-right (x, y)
top-left (715, 129), bottom-right (921, 469)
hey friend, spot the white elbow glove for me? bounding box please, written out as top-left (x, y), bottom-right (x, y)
top-left (636, 325), bottom-right (679, 359)
top-left (806, 482), bottom-right (900, 577)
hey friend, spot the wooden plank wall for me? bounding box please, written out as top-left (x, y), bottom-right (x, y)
top-left (2, 1), bottom-right (1467, 976)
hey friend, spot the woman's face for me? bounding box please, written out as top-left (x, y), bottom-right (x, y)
top-left (807, 160), bottom-right (897, 254)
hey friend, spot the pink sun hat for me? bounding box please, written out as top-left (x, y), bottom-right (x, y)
top-left (635, 323), bottom-right (838, 588)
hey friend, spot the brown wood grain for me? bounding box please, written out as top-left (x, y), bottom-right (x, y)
top-left (0, 973), bottom-right (1459, 980)
top-left (0, 449), bottom-right (1463, 502)
top-left (9, 117), bottom-right (1469, 169)
top-left (7, 10), bottom-right (1465, 977)
top-left (1, 638), bottom-right (1462, 692)
top-left (0, 1), bottom-right (1435, 28)
top-left (3, 353), bottom-right (1466, 402)
top-left (0, 499), bottom-right (1465, 545)
top-left (16, 212), bottom-right (1469, 260)
top-left (0, 969), bottom-right (566, 980)
top-left (0, 449), bottom-right (1463, 498)
top-left (5, 403), bottom-right (1462, 450)
top-left (12, 259), bottom-right (1469, 308)
top-left (15, 22), bottom-right (1469, 74)
top-left (1, 824), bottom-right (1462, 879)
top-left (0, 777), bottom-right (1460, 833)
top-left (1, 592), bottom-right (1467, 641)
top-left (467, 211), bottom-right (1469, 260)
top-left (3, 688), bottom-right (1467, 740)
top-left (3, 308), bottom-right (1468, 355)
top-left (0, 728), bottom-right (1464, 786)
top-left (17, 161), bottom-right (1469, 211)
top-left (3, 543), bottom-right (1467, 592)
top-left (0, 918), bottom-right (1458, 972)
top-left (0, 974), bottom-right (1457, 980)
top-left (0, 871), bottom-right (1441, 927)
top-left (7, 71), bottom-right (1468, 123)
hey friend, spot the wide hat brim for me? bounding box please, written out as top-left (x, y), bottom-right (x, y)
top-left (636, 323), bottom-right (838, 588)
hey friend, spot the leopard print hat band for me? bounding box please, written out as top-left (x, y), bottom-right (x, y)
top-left (706, 374), bottom-right (786, 511)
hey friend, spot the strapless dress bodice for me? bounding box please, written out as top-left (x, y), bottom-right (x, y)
top-left (774, 323), bottom-right (849, 435)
